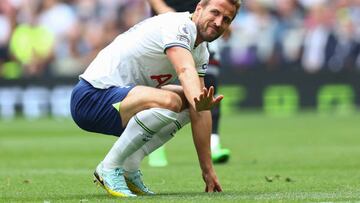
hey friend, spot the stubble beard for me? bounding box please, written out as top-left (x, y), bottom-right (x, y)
top-left (202, 31), bottom-right (221, 42)
top-left (197, 24), bottom-right (221, 43)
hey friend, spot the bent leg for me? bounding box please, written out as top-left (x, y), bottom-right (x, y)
top-left (102, 84), bottom-right (188, 168)
top-left (102, 108), bottom-right (179, 169)
top-left (161, 84), bottom-right (188, 111)
top-left (123, 109), bottom-right (190, 172)
top-left (70, 79), bottom-right (134, 136)
top-left (119, 85), bottom-right (186, 126)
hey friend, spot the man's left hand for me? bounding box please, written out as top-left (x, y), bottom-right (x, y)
top-left (194, 86), bottom-right (223, 111)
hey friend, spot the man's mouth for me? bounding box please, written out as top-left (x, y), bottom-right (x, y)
top-left (208, 26), bottom-right (218, 34)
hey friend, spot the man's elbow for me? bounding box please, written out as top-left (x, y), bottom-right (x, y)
top-left (176, 66), bottom-right (196, 78)
top-left (176, 66), bottom-right (187, 76)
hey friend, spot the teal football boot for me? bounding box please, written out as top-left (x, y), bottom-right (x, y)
top-left (93, 163), bottom-right (136, 197)
top-left (125, 170), bottom-right (155, 195)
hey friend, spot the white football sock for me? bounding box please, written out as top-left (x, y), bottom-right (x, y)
top-left (123, 109), bottom-right (190, 172)
top-left (211, 133), bottom-right (220, 151)
top-left (102, 108), bottom-right (177, 170)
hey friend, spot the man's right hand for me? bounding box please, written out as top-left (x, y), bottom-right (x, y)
top-left (202, 170), bottom-right (223, 192)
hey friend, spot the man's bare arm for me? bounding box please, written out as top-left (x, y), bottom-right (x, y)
top-left (166, 46), bottom-right (222, 192)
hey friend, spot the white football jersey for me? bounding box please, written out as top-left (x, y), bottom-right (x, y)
top-left (80, 12), bottom-right (209, 89)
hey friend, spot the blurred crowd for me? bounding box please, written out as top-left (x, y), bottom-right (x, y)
top-left (0, 0), bottom-right (149, 79)
top-left (0, 0), bottom-right (359, 79)
top-left (225, 0), bottom-right (360, 73)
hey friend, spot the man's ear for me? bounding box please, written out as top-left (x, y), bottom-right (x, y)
top-left (195, 3), bottom-right (203, 12)
top-left (192, 4), bottom-right (203, 20)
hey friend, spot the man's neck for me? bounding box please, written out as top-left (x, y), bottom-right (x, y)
top-left (191, 13), bottom-right (203, 47)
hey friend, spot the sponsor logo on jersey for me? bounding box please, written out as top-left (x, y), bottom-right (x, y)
top-left (202, 64), bottom-right (208, 70)
top-left (176, 34), bottom-right (190, 46)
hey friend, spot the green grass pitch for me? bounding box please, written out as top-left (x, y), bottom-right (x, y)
top-left (1, 112), bottom-right (360, 202)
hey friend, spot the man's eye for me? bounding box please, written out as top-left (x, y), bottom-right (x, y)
top-left (223, 17), bottom-right (231, 24)
top-left (211, 10), bottom-right (220, 16)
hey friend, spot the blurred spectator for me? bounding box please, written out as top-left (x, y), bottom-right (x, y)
top-left (51, 0), bottom-right (149, 77)
top-left (301, 3), bottom-right (334, 73)
top-left (118, 0), bottom-right (149, 32)
top-left (51, 21), bottom-right (91, 77)
top-left (229, 0), bottom-right (277, 71)
top-left (0, 0), bottom-right (18, 78)
top-left (38, 0), bottom-right (77, 40)
top-left (327, 0), bottom-right (360, 72)
top-left (0, 1), bottom-right (13, 60)
top-left (273, 0), bottom-right (305, 69)
top-left (298, 0), bottom-right (328, 9)
top-left (9, 1), bottom-right (55, 77)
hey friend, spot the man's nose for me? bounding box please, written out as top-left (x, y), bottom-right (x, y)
top-left (214, 16), bottom-right (223, 27)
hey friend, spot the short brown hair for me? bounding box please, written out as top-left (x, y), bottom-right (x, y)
top-left (199, 0), bottom-right (242, 13)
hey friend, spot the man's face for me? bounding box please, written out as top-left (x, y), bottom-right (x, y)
top-left (195, 0), bottom-right (237, 42)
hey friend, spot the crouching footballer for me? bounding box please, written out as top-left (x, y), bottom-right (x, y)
top-left (70, 0), bottom-right (241, 197)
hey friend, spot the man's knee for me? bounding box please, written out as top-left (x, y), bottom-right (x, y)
top-left (153, 91), bottom-right (182, 112)
top-left (161, 85), bottom-right (188, 111)
top-left (120, 86), bottom-right (184, 124)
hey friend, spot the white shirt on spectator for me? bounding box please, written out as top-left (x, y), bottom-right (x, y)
top-left (38, 2), bottom-right (77, 38)
top-left (0, 15), bottom-right (11, 44)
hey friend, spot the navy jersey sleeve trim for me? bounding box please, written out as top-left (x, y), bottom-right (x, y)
top-left (164, 43), bottom-right (191, 54)
top-left (198, 73), bottom-right (206, 77)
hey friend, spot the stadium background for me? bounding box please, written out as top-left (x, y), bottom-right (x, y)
top-left (0, 0), bottom-right (359, 119)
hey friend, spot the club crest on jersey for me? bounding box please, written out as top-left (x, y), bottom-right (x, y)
top-left (177, 24), bottom-right (191, 45)
top-left (178, 23), bottom-right (190, 35)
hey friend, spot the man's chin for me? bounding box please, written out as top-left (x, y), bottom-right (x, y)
top-left (206, 36), bottom-right (219, 42)
top-left (205, 35), bottom-right (220, 42)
